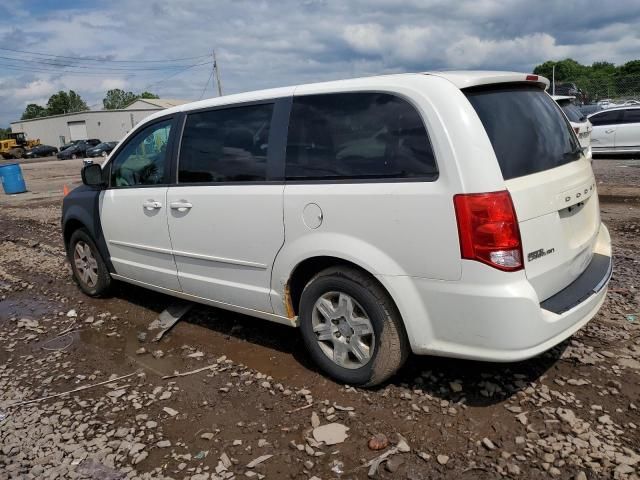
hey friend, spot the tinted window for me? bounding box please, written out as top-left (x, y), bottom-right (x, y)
top-left (110, 119), bottom-right (172, 187)
top-left (286, 92), bottom-right (437, 180)
top-left (466, 85), bottom-right (581, 180)
top-left (561, 104), bottom-right (586, 123)
top-left (622, 108), bottom-right (640, 124)
top-left (178, 104), bottom-right (273, 183)
top-left (589, 110), bottom-right (622, 126)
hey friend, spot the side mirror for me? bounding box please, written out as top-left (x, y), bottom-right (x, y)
top-left (81, 163), bottom-right (106, 187)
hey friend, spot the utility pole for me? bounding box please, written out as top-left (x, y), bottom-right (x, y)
top-left (213, 50), bottom-right (223, 96)
top-left (552, 65), bottom-right (555, 96)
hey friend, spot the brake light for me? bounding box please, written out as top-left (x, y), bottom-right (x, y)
top-left (525, 74), bottom-right (538, 81)
top-left (453, 191), bottom-right (523, 271)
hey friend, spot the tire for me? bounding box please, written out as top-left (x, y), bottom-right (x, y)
top-left (299, 266), bottom-right (409, 387)
top-left (71, 153), bottom-right (77, 160)
top-left (67, 228), bottom-right (111, 297)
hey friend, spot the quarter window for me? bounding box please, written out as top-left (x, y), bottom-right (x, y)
top-left (110, 119), bottom-right (172, 187)
top-left (178, 104), bottom-right (273, 183)
top-left (285, 92), bottom-right (437, 181)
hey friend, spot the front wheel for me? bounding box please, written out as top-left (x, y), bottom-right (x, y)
top-left (299, 267), bottom-right (409, 387)
top-left (68, 229), bottom-right (111, 296)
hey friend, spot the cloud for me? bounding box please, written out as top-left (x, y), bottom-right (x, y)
top-left (1, 0), bottom-right (640, 125)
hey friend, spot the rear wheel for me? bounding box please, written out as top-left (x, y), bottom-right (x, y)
top-left (299, 266), bottom-right (409, 387)
top-left (68, 229), bottom-right (111, 296)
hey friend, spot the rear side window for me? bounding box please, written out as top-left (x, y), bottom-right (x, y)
top-left (589, 110), bottom-right (622, 126)
top-left (465, 85), bottom-right (581, 180)
top-left (622, 108), bottom-right (640, 124)
top-left (178, 103), bottom-right (273, 183)
top-left (286, 92), bottom-right (437, 181)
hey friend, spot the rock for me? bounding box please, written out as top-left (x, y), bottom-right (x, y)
top-left (187, 351), bottom-right (204, 358)
top-left (84, 316), bottom-right (94, 324)
top-left (233, 439), bottom-right (243, 446)
top-left (304, 460), bottom-right (314, 469)
top-left (618, 358), bottom-right (640, 370)
top-left (67, 309), bottom-right (77, 317)
top-left (246, 454), bottom-right (273, 468)
top-left (132, 451), bottom-right (148, 465)
top-left (482, 437), bottom-right (496, 450)
top-left (157, 440), bottom-right (171, 448)
top-left (311, 411), bottom-right (320, 428)
top-left (159, 391), bottom-right (171, 400)
top-left (598, 414), bottom-right (612, 425)
top-left (368, 433), bottom-right (389, 451)
top-left (135, 347), bottom-right (146, 355)
top-left (385, 456), bottom-right (404, 473)
top-left (137, 332), bottom-right (147, 342)
top-left (396, 435), bottom-right (410, 453)
top-left (152, 350), bottom-right (164, 359)
top-left (146, 421), bottom-right (157, 428)
top-left (17, 318), bottom-right (39, 328)
top-left (574, 472), bottom-right (587, 480)
top-left (201, 432), bottom-right (214, 440)
top-left (506, 463), bottom-right (521, 475)
top-left (162, 407), bottom-right (179, 417)
top-left (107, 389), bottom-right (126, 399)
top-left (449, 381), bottom-right (463, 392)
top-left (437, 454), bottom-right (449, 465)
top-left (312, 423), bottom-right (349, 445)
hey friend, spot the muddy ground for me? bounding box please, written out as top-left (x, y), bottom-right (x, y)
top-left (0, 158), bottom-right (639, 480)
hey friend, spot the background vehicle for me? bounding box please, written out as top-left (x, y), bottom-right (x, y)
top-left (589, 106), bottom-right (640, 154)
top-left (0, 132), bottom-right (41, 159)
top-left (86, 141), bottom-right (118, 158)
top-left (552, 95), bottom-right (592, 157)
top-left (64, 72), bottom-right (611, 386)
top-left (57, 139), bottom-right (101, 159)
top-left (24, 144), bottom-right (59, 158)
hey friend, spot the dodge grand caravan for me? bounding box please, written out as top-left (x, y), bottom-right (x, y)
top-left (62, 71), bottom-right (612, 386)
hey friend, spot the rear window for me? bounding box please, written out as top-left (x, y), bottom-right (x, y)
top-left (561, 104), bottom-right (586, 123)
top-left (465, 85), bottom-right (581, 180)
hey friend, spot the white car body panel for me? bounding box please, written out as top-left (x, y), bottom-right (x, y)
top-left (166, 185), bottom-right (285, 312)
top-left (97, 71), bottom-right (611, 363)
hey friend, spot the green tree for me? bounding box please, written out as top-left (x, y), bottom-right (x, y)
top-left (103, 89), bottom-right (138, 109)
top-left (102, 89), bottom-right (159, 109)
top-left (46, 90), bottom-right (89, 115)
top-left (619, 60), bottom-right (640, 75)
top-left (0, 127), bottom-right (10, 140)
top-left (21, 103), bottom-right (48, 120)
top-left (591, 61), bottom-right (616, 75)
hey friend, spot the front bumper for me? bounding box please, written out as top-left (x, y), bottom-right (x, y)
top-left (379, 223), bottom-right (611, 362)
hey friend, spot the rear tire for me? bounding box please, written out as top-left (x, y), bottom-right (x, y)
top-left (68, 229), bottom-right (111, 297)
top-left (299, 266), bottom-right (409, 387)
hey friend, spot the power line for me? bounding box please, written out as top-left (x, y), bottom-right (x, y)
top-left (199, 68), bottom-right (214, 100)
top-left (140, 61), bottom-right (212, 91)
top-left (0, 55), bottom-right (207, 71)
top-left (0, 46), bottom-right (211, 63)
top-left (0, 62), bottom-right (133, 76)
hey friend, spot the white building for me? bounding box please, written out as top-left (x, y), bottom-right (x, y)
top-left (10, 98), bottom-right (188, 148)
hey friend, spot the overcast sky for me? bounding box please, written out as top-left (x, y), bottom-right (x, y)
top-left (1, 0), bottom-right (639, 126)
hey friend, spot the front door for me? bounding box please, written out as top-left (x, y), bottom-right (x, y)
top-left (589, 109), bottom-right (622, 150)
top-left (166, 102), bottom-right (285, 312)
top-left (100, 118), bottom-right (180, 291)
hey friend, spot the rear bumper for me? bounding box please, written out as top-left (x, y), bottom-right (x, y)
top-left (380, 222), bottom-right (611, 362)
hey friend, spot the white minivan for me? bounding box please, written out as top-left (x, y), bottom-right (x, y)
top-left (63, 71), bottom-right (612, 386)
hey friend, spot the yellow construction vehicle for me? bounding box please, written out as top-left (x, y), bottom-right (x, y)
top-left (0, 132), bottom-right (40, 159)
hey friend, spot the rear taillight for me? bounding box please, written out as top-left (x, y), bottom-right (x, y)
top-left (453, 191), bottom-right (523, 271)
top-left (525, 74), bottom-right (538, 81)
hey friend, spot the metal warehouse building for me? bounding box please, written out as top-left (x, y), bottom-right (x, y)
top-left (10, 98), bottom-right (187, 148)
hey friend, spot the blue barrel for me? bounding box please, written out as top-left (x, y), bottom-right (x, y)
top-left (0, 163), bottom-right (27, 194)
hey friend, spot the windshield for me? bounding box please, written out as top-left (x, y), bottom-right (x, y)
top-left (96, 143), bottom-right (109, 148)
top-left (465, 85), bottom-right (582, 180)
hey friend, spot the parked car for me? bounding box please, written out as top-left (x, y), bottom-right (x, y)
top-left (58, 142), bottom-right (86, 159)
top-left (552, 95), bottom-right (592, 158)
top-left (86, 141), bottom-right (118, 158)
top-left (579, 104), bottom-right (603, 116)
top-left (588, 106), bottom-right (640, 154)
top-left (24, 144), bottom-right (59, 158)
top-left (63, 71), bottom-right (611, 386)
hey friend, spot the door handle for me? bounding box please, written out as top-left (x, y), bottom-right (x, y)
top-left (605, 129), bottom-right (615, 134)
top-left (143, 200), bottom-right (162, 210)
top-left (170, 201), bottom-right (193, 212)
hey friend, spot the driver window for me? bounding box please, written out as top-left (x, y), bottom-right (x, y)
top-left (110, 119), bottom-right (172, 187)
